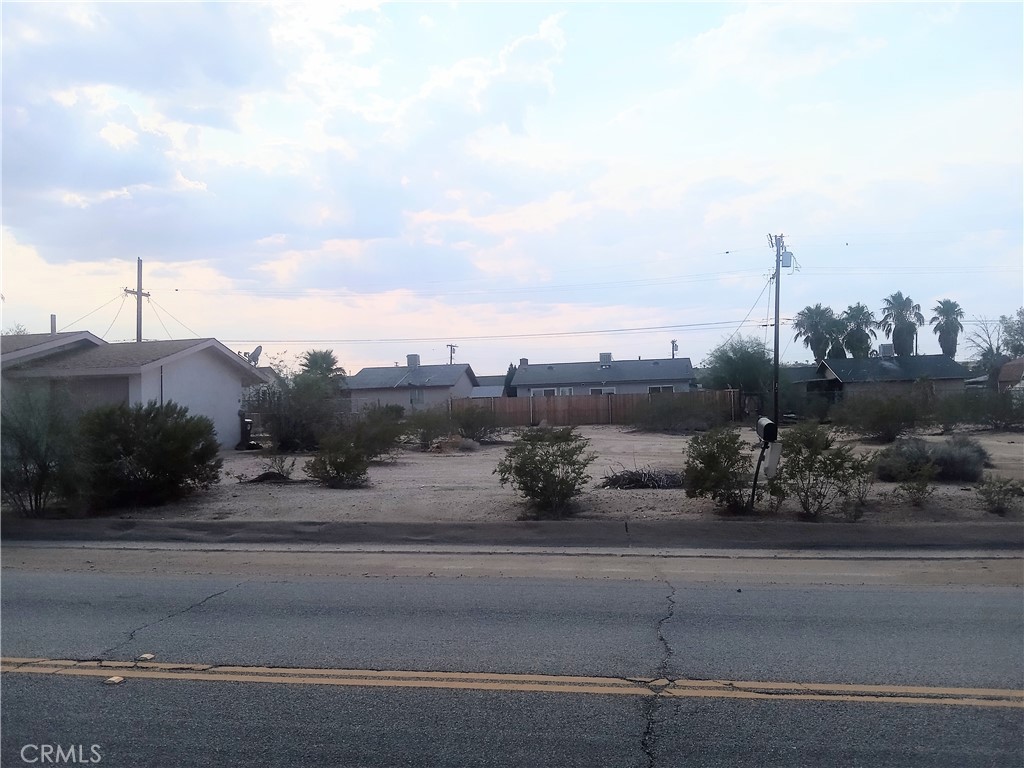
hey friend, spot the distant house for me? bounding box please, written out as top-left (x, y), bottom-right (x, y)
top-left (510, 353), bottom-right (696, 397)
top-left (1, 332), bottom-right (268, 448)
top-left (807, 355), bottom-right (971, 401)
top-left (347, 354), bottom-right (478, 413)
top-left (471, 374), bottom-right (508, 399)
top-left (997, 358), bottom-right (1024, 393)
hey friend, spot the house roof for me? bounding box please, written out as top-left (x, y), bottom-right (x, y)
top-left (471, 385), bottom-right (506, 398)
top-left (1, 331), bottom-right (105, 365)
top-left (512, 357), bottom-right (695, 387)
top-left (5, 338), bottom-right (268, 385)
top-left (781, 365), bottom-right (821, 383)
top-left (475, 374), bottom-right (507, 387)
top-left (998, 358), bottom-right (1024, 385)
top-left (348, 363), bottom-right (478, 390)
top-left (818, 355), bottom-right (971, 383)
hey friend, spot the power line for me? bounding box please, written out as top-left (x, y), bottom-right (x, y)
top-left (719, 277), bottom-right (774, 349)
top-left (100, 295), bottom-right (128, 339)
top-left (148, 297), bottom-right (202, 338)
top-left (57, 294), bottom-right (124, 332)
top-left (147, 298), bottom-right (173, 340)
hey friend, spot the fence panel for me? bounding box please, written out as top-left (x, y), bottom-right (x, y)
top-left (453, 390), bottom-right (739, 427)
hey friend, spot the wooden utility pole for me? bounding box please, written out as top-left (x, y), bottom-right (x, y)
top-left (124, 257), bottom-right (150, 342)
top-left (447, 343), bottom-right (458, 364)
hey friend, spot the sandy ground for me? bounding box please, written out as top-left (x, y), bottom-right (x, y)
top-left (129, 426), bottom-right (1024, 525)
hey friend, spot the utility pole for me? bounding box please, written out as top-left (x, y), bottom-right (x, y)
top-left (123, 257), bottom-right (149, 342)
top-left (447, 343), bottom-right (458, 364)
top-left (767, 234), bottom-right (792, 425)
top-left (671, 339), bottom-right (678, 359)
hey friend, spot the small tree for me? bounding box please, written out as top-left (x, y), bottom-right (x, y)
top-left (452, 404), bottom-right (501, 443)
top-left (682, 427), bottom-right (751, 513)
top-left (701, 336), bottom-right (772, 401)
top-left (775, 423), bottom-right (857, 519)
top-left (304, 434), bottom-right (370, 488)
top-left (494, 427), bottom-right (596, 516)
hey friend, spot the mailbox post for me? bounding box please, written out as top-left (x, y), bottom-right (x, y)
top-left (748, 417), bottom-right (779, 512)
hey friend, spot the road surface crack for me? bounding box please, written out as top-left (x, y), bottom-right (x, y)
top-left (640, 580), bottom-right (677, 767)
top-left (100, 580), bottom-right (247, 658)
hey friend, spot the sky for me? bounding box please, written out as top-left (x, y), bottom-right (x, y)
top-left (2, 1), bottom-right (1021, 377)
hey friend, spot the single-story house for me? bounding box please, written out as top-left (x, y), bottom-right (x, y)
top-left (471, 374), bottom-right (508, 399)
top-left (997, 358), bottom-right (1024, 393)
top-left (347, 354), bottom-right (478, 413)
top-left (1, 332), bottom-right (268, 448)
top-left (807, 355), bottom-right (971, 401)
top-left (510, 353), bottom-right (696, 397)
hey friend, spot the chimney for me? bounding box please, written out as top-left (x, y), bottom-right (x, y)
top-left (50, 314), bottom-right (57, 334)
top-left (519, 358), bottom-right (529, 368)
top-left (599, 352), bottom-right (612, 364)
top-left (407, 353), bottom-right (421, 368)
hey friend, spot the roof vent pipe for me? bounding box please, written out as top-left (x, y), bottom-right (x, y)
top-left (407, 354), bottom-right (421, 368)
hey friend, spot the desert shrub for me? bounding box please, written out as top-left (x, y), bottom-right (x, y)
top-left (892, 463), bottom-right (936, 507)
top-left (929, 436), bottom-right (989, 482)
top-left (682, 427), bottom-right (751, 513)
top-left (847, 452), bottom-right (878, 510)
top-left (830, 395), bottom-right (920, 443)
top-left (599, 465), bottom-right (685, 489)
top-left (259, 452), bottom-right (296, 479)
top-left (0, 389), bottom-right (81, 516)
top-left (494, 427), bottom-right (597, 516)
top-left (407, 407), bottom-right (453, 450)
top-left (353, 404), bottom-right (407, 460)
top-left (452, 405), bottom-right (501, 443)
top-left (303, 434), bottom-right (370, 488)
top-left (632, 396), bottom-right (724, 433)
top-left (875, 438), bottom-right (934, 482)
top-left (78, 400), bottom-right (222, 511)
top-left (254, 374), bottom-right (347, 452)
top-left (976, 476), bottom-right (1024, 515)
top-left (775, 422), bottom-right (857, 519)
top-left (975, 390), bottom-right (1024, 430)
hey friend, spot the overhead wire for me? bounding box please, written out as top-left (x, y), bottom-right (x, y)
top-left (58, 294), bottom-right (125, 332)
top-left (148, 296), bottom-right (202, 338)
top-left (100, 295), bottom-right (127, 340)
top-left (718, 276), bottom-right (774, 350)
top-left (147, 297), bottom-right (173, 340)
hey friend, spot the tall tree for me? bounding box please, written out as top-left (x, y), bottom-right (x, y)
top-left (966, 316), bottom-right (1006, 388)
top-left (929, 299), bottom-right (965, 358)
top-left (702, 336), bottom-right (772, 396)
top-left (839, 303), bottom-right (877, 358)
top-left (298, 349), bottom-right (346, 381)
top-left (792, 304), bottom-right (837, 362)
top-left (880, 292), bottom-right (924, 356)
top-left (1000, 307), bottom-right (1024, 358)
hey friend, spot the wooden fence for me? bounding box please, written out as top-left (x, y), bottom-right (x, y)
top-left (451, 390), bottom-right (741, 427)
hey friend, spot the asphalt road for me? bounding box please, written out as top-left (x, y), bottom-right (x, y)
top-left (2, 549), bottom-right (1022, 767)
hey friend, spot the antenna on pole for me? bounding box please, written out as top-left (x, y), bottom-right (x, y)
top-left (447, 343), bottom-right (458, 365)
top-left (123, 258), bottom-right (150, 342)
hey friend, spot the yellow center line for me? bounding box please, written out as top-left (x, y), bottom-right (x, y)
top-left (2, 658), bottom-right (1021, 708)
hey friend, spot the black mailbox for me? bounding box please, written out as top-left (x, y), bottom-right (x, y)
top-left (756, 417), bottom-right (777, 443)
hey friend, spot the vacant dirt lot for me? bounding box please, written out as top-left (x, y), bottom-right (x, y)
top-left (137, 426), bottom-right (1024, 525)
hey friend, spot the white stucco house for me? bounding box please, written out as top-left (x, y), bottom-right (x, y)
top-left (1, 332), bottom-right (268, 448)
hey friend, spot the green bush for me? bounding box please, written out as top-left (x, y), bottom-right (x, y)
top-left (682, 427), bottom-right (751, 513)
top-left (0, 389), bottom-right (80, 516)
top-left (830, 395), bottom-right (920, 443)
top-left (847, 452), bottom-right (879, 511)
top-left (976, 475), bottom-right (1024, 515)
top-left (452, 405), bottom-right (501, 443)
top-left (875, 438), bottom-right (934, 482)
top-left (78, 400), bottom-right (222, 511)
top-left (775, 423), bottom-right (858, 520)
top-left (407, 407), bottom-right (452, 450)
top-left (494, 427), bottom-right (597, 516)
top-left (892, 463), bottom-right (936, 507)
top-left (303, 434), bottom-right (370, 488)
top-left (353, 404), bottom-right (407, 460)
top-left (930, 436), bottom-right (989, 482)
top-left (632, 396), bottom-right (723, 433)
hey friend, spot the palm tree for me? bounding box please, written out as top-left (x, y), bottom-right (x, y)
top-left (298, 349), bottom-right (346, 380)
top-left (930, 299), bottom-right (965, 358)
top-left (839, 303), bottom-right (878, 358)
top-left (792, 304), bottom-right (837, 362)
top-left (880, 292), bottom-right (925, 356)
top-left (825, 315), bottom-right (848, 358)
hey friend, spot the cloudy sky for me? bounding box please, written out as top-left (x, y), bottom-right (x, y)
top-left (2, 2), bottom-right (1021, 376)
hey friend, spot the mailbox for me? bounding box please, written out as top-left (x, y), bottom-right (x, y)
top-left (756, 417), bottom-right (777, 443)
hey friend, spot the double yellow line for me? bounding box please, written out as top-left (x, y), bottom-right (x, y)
top-left (3, 657), bottom-right (1021, 709)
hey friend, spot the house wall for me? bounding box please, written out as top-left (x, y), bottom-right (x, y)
top-left (350, 372), bottom-right (475, 413)
top-left (515, 380), bottom-right (693, 397)
top-left (153, 348), bottom-right (246, 447)
top-left (843, 380), bottom-right (965, 399)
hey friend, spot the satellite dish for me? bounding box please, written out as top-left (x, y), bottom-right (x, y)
top-left (249, 345), bottom-right (262, 367)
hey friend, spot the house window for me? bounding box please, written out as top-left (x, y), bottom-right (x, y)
top-left (649, 385), bottom-right (674, 394)
top-left (532, 388), bottom-right (557, 397)
top-left (410, 388), bottom-right (425, 405)
top-left (590, 387), bottom-right (616, 395)
top-left (558, 387), bottom-right (574, 396)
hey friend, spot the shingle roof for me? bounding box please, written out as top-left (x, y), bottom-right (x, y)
top-left (998, 358), bottom-right (1024, 385)
top-left (819, 355), bottom-right (970, 383)
top-left (471, 385), bottom-right (506, 398)
top-left (8, 339), bottom-right (212, 373)
top-left (1, 331), bottom-right (104, 360)
top-left (475, 374), bottom-right (507, 387)
top-left (348, 363), bottom-right (478, 390)
top-left (512, 357), bottom-right (695, 387)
